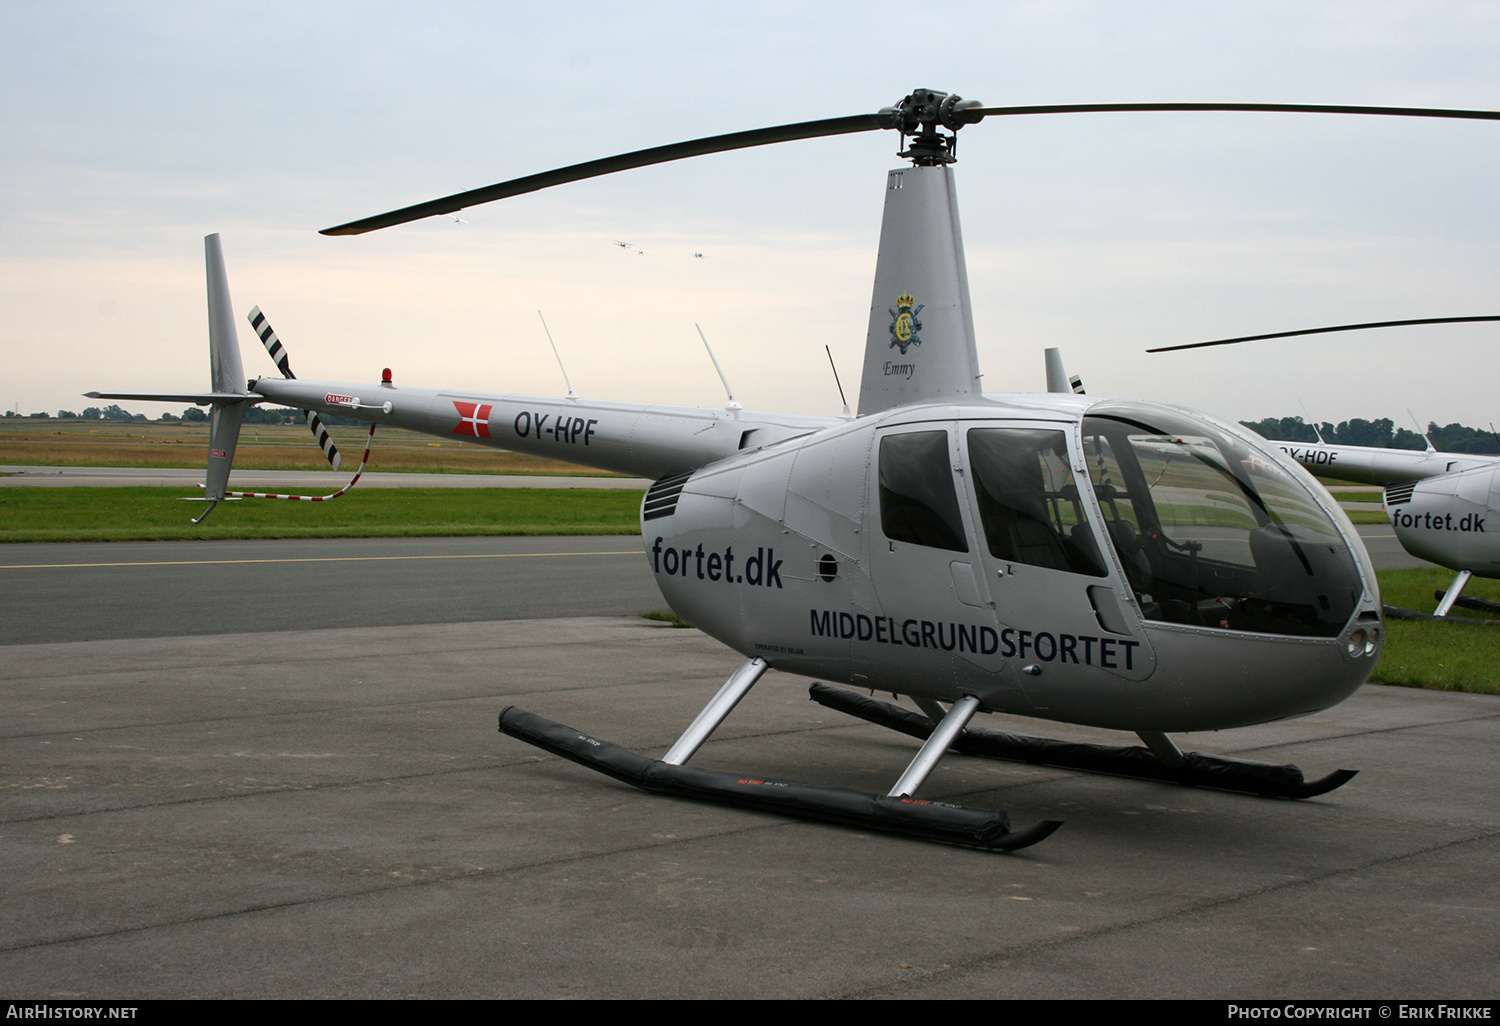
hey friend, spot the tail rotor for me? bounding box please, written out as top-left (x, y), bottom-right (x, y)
top-left (247, 306), bottom-right (342, 472)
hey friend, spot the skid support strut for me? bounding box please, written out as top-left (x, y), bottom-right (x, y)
top-left (809, 684), bottom-right (1356, 799)
top-left (1434, 569), bottom-right (1474, 617)
top-left (1136, 729), bottom-right (1187, 769)
top-left (663, 657), bottom-right (767, 765)
top-left (889, 695), bottom-right (980, 797)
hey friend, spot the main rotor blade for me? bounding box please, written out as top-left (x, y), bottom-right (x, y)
top-left (322, 100), bottom-right (1500, 236)
top-left (321, 113), bottom-right (888, 235)
top-left (967, 101), bottom-right (1500, 122)
top-left (1148, 316), bottom-right (1500, 354)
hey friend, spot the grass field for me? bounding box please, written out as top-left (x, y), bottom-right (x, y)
top-left (1368, 567), bottom-right (1500, 694)
top-left (0, 486), bottom-right (643, 541)
top-left (0, 418), bottom-right (619, 476)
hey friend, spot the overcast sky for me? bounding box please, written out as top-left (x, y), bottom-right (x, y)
top-left (3, 1), bottom-right (1497, 431)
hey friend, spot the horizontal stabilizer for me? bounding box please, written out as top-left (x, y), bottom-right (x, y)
top-left (83, 390), bottom-right (255, 405)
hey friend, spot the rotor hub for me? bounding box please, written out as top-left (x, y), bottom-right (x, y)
top-left (877, 89), bottom-right (986, 166)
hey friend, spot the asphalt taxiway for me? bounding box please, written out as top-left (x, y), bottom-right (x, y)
top-left (1, 534), bottom-right (1495, 999)
top-left (0, 535), bottom-right (657, 646)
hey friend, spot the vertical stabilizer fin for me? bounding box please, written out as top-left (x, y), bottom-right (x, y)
top-left (1045, 348), bottom-right (1085, 394)
top-left (1044, 348), bottom-right (1069, 393)
top-left (206, 235), bottom-right (246, 397)
top-left (202, 234), bottom-right (247, 502)
top-left (856, 165), bottom-right (982, 416)
top-left (203, 402), bottom-right (245, 501)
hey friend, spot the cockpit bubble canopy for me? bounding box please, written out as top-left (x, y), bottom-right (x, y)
top-left (1079, 402), bottom-right (1364, 638)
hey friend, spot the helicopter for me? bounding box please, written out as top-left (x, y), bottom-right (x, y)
top-left (89, 90), bottom-right (1500, 852)
top-left (1147, 321), bottom-right (1500, 617)
top-left (1268, 437), bottom-right (1499, 617)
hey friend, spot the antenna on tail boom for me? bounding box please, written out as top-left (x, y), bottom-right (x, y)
top-left (538, 312), bottom-right (577, 399)
top-left (696, 324), bottom-right (741, 411)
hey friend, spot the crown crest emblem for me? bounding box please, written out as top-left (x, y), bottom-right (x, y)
top-left (888, 291), bottom-right (925, 355)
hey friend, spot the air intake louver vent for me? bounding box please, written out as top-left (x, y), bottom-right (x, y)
top-left (1384, 481), bottom-right (1416, 506)
top-left (643, 471), bottom-right (693, 521)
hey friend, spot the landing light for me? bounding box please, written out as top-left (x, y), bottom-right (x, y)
top-left (1345, 628), bottom-right (1379, 657)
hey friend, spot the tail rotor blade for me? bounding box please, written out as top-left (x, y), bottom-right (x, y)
top-left (246, 306), bottom-right (343, 471)
top-left (248, 305), bottom-right (294, 379)
top-left (306, 409), bottom-right (342, 472)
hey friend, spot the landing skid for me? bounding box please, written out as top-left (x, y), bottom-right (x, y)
top-left (498, 706), bottom-right (1063, 853)
top-left (809, 684), bottom-right (1357, 800)
top-left (1433, 587), bottom-right (1500, 615)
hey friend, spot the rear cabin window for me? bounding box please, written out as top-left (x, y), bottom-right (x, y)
top-left (879, 431), bottom-right (968, 552)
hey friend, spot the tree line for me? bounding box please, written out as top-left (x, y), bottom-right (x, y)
top-left (1239, 416), bottom-right (1500, 455)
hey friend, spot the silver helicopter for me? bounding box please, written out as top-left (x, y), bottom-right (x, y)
top-left (91, 90), bottom-right (1500, 851)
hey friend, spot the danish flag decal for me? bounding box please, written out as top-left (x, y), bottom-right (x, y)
top-left (452, 401), bottom-right (493, 438)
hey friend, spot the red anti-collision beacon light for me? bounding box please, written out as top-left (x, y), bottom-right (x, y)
top-left (382, 368), bottom-right (392, 384)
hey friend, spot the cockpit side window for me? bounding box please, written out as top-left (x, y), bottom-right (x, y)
top-left (967, 427), bottom-right (1107, 577)
top-left (879, 430), bottom-right (968, 552)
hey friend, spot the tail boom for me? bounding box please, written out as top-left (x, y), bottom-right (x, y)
top-left (249, 376), bottom-right (838, 480)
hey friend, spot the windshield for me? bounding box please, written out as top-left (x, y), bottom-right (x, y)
top-left (1080, 402), bottom-right (1363, 637)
